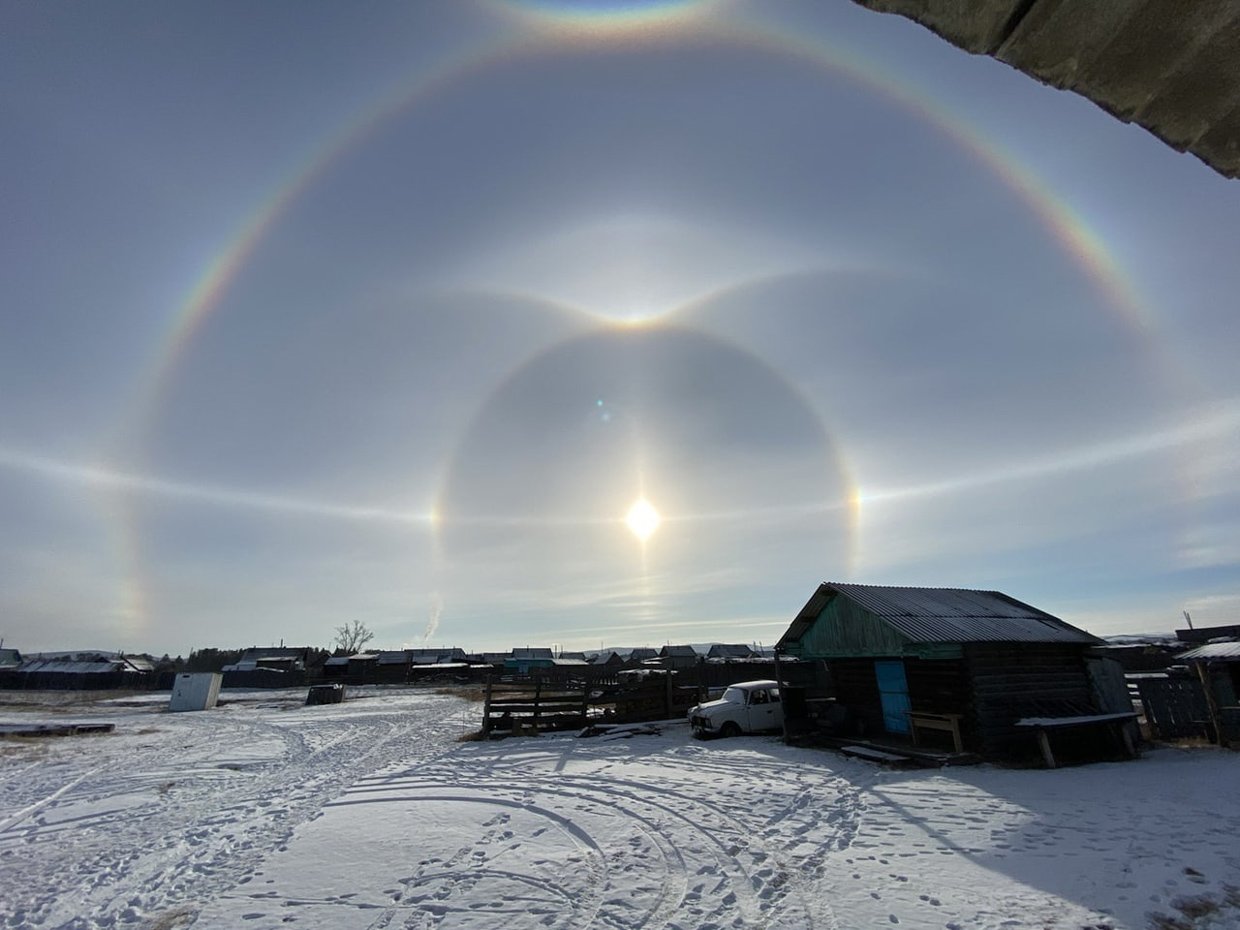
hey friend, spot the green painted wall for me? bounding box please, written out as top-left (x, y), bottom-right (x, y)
top-left (786, 593), bottom-right (909, 658)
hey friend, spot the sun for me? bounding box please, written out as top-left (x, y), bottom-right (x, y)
top-left (624, 498), bottom-right (661, 542)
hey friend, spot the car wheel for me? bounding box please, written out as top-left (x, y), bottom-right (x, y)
top-left (720, 721), bottom-right (741, 738)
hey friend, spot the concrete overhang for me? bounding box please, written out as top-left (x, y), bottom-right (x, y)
top-left (853, 0), bottom-right (1240, 179)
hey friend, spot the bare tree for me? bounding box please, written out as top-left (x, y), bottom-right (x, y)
top-left (334, 620), bottom-right (374, 654)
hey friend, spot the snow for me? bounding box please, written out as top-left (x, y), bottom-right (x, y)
top-left (1, 687), bottom-right (1238, 929)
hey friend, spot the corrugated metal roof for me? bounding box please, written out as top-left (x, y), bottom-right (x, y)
top-left (661, 645), bottom-right (697, 656)
top-left (1178, 642), bottom-right (1240, 661)
top-left (708, 644), bottom-right (755, 658)
top-left (780, 583), bottom-right (1101, 647)
top-left (511, 648), bottom-right (553, 659)
top-left (853, 0), bottom-right (1240, 182)
top-left (17, 660), bottom-right (126, 674)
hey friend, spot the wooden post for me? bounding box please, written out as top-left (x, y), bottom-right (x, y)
top-left (665, 670), bottom-right (674, 719)
top-left (773, 647), bottom-right (790, 744)
top-left (482, 676), bottom-right (494, 736)
top-left (1195, 661), bottom-right (1223, 744)
top-left (533, 678), bottom-right (542, 732)
top-left (1037, 729), bottom-right (1057, 769)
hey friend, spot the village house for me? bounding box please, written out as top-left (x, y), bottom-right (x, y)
top-left (776, 582), bottom-right (1135, 763)
top-left (707, 644), bottom-right (756, 660)
top-left (505, 647), bottom-right (555, 675)
top-left (625, 647), bottom-right (658, 665)
top-left (0, 652), bottom-right (155, 690)
top-left (221, 646), bottom-right (313, 688)
top-left (590, 651), bottom-right (626, 668)
top-left (659, 645), bottom-right (700, 670)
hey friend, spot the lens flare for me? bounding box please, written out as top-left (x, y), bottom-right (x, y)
top-left (625, 498), bottom-right (662, 541)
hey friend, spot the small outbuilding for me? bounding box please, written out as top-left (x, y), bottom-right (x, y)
top-left (169, 672), bottom-right (222, 712)
top-left (777, 582), bottom-right (1133, 762)
top-left (1177, 641), bottom-right (1240, 745)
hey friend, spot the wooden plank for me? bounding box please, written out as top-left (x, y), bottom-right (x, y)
top-left (840, 744), bottom-right (910, 763)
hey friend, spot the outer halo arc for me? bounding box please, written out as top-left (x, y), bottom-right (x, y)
top-left (124, 17), bottom-right (1180, 442)
top-left (107, 13), bottom-right (1192, 635)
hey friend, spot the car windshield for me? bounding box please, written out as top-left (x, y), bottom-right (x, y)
top-left (722, 687), bottom-right (746, 704)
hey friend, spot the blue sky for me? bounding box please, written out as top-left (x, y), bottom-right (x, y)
top-left (3, 0), bottom-right (1238, 656)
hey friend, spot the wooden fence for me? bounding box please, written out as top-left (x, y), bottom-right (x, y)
top-left (481, 680), bottom-right (591, 735)
top-left (478, 662), bottom-right (831, 736)
top-left (1134, 677), bottom-right (1211, 740)
top-left (481, 673), bottom-right (707, 735)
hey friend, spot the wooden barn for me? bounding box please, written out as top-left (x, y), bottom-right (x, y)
top-left (777, 583), bottom-right (1134, 762)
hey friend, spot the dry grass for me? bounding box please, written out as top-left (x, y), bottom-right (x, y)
top-left (0, 689), bottom-right (148, 709)
top-left (434, 686), bottom-right (486, 703)
top-left (1173, 896), bottom-right (1221, 920)
top-left (1147, 886), bottom-right (1240, 929)
top-left (0, 736), bottom-right (51, 762)
top-left (1163, 737), bottom-right (1216, 749)
top-left (144, 906), bottom-right (195, 929)
top-left (1148, 914), bottom-right (1192, 930)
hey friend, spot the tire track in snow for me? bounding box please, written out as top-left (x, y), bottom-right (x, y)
top-left (329, 737), bottom-right (856, 929)
top-left (0, 691), bottom-right (473, 929)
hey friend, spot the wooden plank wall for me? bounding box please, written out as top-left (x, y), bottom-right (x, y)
top-left (904, 657), bottom-right (973, 750)
top-left (828, 657), bottom-right (972, 747)
top-left (966, 644), bottom-right (1095, 756)
top-left (828, 658), bottom-right (885, 737)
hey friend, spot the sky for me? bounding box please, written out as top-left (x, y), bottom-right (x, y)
top-left (2, 0), bottom-right (1239, 656)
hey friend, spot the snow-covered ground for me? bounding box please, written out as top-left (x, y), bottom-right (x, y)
top-left (1, 688), bottom-right (1237, 930)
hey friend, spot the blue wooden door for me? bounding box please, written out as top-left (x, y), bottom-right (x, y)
top-left (875, 660), bottom-right (911, 734)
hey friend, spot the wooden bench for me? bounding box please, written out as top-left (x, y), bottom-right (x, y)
top-left (1014, 712), bottom-right (1139, 768)
top-left (907, 712), bottom-right (964, 753)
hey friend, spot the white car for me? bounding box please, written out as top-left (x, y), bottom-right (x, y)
top-left (688, 680), bottom-right (784, 738)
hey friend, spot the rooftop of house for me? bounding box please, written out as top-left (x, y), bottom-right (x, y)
top-left (780, 582), bottom-right (1101, 648)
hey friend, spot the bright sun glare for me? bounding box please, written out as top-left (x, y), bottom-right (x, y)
top-left (625, 498), bottom-right (661, 542)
